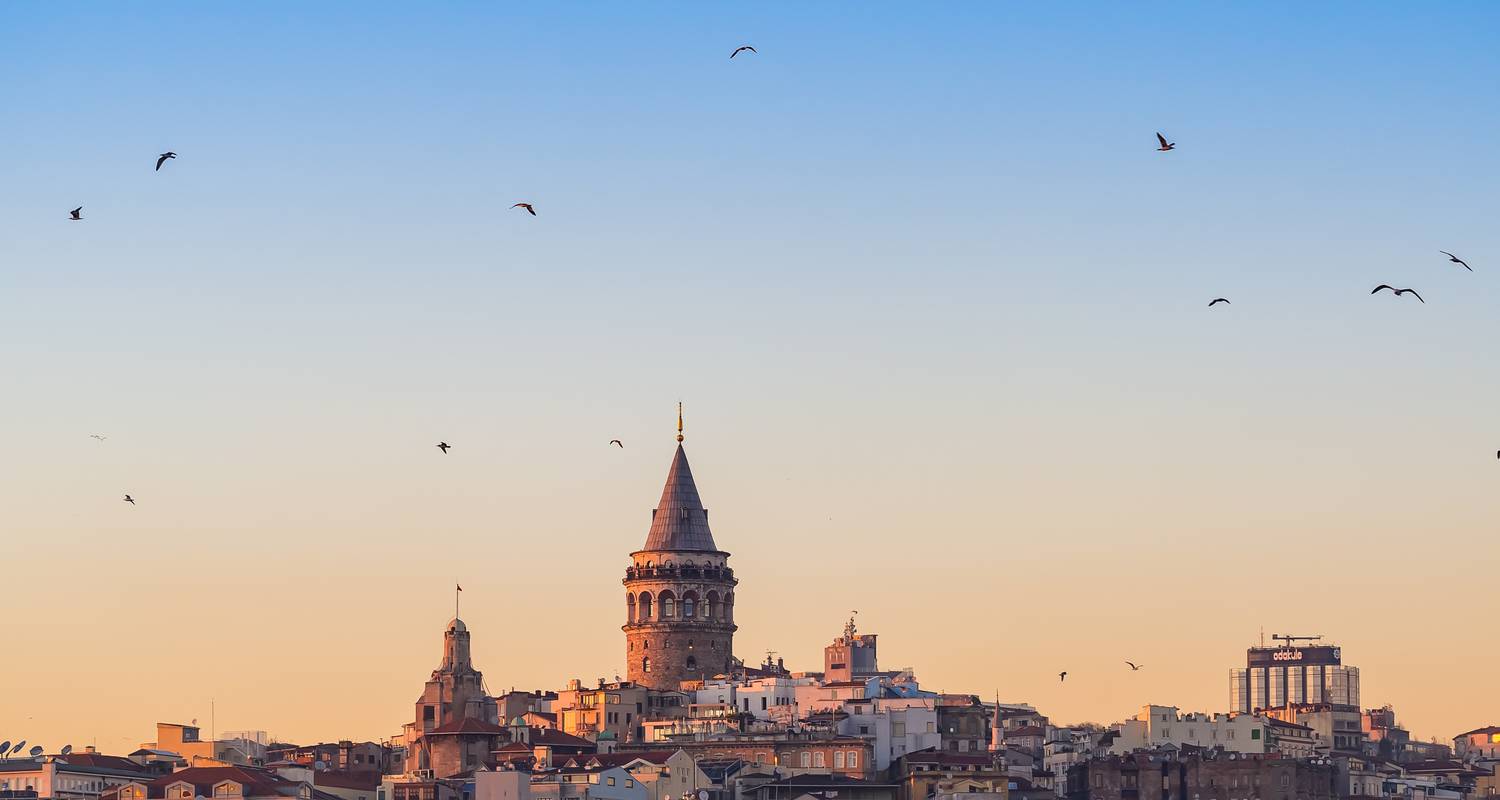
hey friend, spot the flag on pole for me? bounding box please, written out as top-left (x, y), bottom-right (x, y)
top-left (457, 584), bottom-right (463, 591)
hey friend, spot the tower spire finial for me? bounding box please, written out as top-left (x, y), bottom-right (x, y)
top-left (677, 402), bottom-right (684, 443)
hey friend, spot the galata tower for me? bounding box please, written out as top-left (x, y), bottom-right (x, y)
top-left (622, 406), bottom-right (738, 689)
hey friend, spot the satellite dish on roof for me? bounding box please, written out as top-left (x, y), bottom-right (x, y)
top-left (314, 760), bottom-right (327, 771)
top-left (62, 745), bottom-right (74, 756)
top-left (0, 741), bottom-right (10, 757)
top-left (698, 791), bottom-right (709, 800)
top-left (13, 741), bottom-right (27, 755)
top-left (29, 746), bottom-right (43, 758)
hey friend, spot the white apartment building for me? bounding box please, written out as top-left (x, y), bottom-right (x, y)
top-left (1108, 706), bottom-right (1267, 754)
top-left (834, 696), bottom-right (940, 771)
top-left (693, 676), bottom-right (805, 720)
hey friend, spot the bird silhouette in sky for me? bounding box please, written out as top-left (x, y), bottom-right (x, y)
top-left (511, 203), bottom-right (536, 216)
top-left (436, 442), bottom-right (451, 454)
top-left (1372, 284), bottom-right (1425, 303)
top-left (123, 495), bottom-right (136, 505)
top-left (730, 46), bottom-right (757, 58)
top-left (1059, 671), bottom-right (1067, 682)
top-left (156, 152), bottom-right (177, 171)
top-left (69, 206), bottom-right (83, 221)
top-left (89, 434), bottom-right (107, 442)
top-left (1439, 251), bottom-right (1471, 271)
top-left (1126, 661), bottom-right (1144, 671)
top-left (609, 439), bottom-right (624, 448)
top-left (1208, 298), bottom-right (1230, 306)
top-left (1156, 132), bottom-right (1176, 151)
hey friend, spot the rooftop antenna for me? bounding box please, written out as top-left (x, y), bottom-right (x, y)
top-left (61, 745), bottom-right (73, 756)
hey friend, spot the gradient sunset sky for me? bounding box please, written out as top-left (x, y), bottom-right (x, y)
top-left (2, 2), bottom-right (1498, 754)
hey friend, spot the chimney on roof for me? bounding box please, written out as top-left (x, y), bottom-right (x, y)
top-left (598, 678), bottom-right (606, 689)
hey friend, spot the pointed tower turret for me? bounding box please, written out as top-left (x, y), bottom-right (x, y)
top-left (622, 406), bottom-right (739, 691)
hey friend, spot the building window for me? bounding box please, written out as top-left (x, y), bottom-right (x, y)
top-left (607, 778), bottom-right (616, 787)
top-left (835, 752), bottom-right (845, 769)
top-left (687, 656), bottom-right (698, 670)
top-left (662, 597), bottom-right (675, 618)
top-left (643, 657), bottom-right (652, 673)
top-left (848, 751), bottom-right (858, 769)
top-left (814, 753), bottom-right (825, 768)
top-left (683, 598), bottom-right (695, 618)
top-left (801, 753), bottom-right (810, 768)
top-left (1252, 729), bottom-right (1261, 740)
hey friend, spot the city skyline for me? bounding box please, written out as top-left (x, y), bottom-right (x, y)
top-left (0, 427), bottom-right (1486, 752)
top-left (3, 0), bottom-right (1498, 767)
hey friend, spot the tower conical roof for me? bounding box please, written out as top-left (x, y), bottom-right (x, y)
top-left (641, 444), bottom-right (719, 552)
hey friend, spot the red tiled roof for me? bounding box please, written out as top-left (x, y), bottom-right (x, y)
top-left (428, 718), bottom-right (507, 735)
top-left (58, 754), bottom-right (150, 774)
top-left (1457, 726), bottom-right (1500, 738)
top-left (574, 751), bottom-right (677, 768)
top-left (313, 772), bottom-right (381, 791)
top-left (528, 729), bottom-right (593, 749)
top-left (904, 752), bottom-right (996, 767)
top-left (142, 766), bottom-right (301, 799)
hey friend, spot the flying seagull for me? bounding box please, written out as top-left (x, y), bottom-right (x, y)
top-left (155, 152), bottom-right (177, 171)
top-left (1371, 284), bottom-right (1425, 303)
top-left (730, 46), bottom-right (757, 58)
top-left (1208, 298), bottom-right (1230, 306)
top-left (436, 441), bottom-right (451, 454)
top-left (123, 494), bottom-right (135, 505)
top-left (1156, 132), bottom-right (1175, 152)
top-left (69, 206), bottom-right (83, 221)
top-left (1126, 661), bottom-right (1143, 671)
top-left (609, 439), bottom-right (624, 448)
top-left (1439, 251), bottom-right (1472, 272)
top-left (90, 434), bottom-right (107, 442)
top-left (511, 202), bottom-right (536, 216)
top-left (1058, 671), bottom-right (1067, 682)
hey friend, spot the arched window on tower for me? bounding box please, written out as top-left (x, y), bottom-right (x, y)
top-left (686, 655), bottom-right (698, 671)
top-left (724, 592), bottom-right (734, 622)
top-left (638, 592), bottom-right (653, 621)
top-left (643, 656), bottom-right (652, 674)
top-left (627, 593), bottom-right (636, 624)
top-left (660, 591), bottom-right (676, 619)
top-left (682, 591), bottom-right (699, 619)
top-left (706, 591), bottom-right (719, 621)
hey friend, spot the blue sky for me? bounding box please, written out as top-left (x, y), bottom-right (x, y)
top-left (2, 2), bottom-right (1498, 747)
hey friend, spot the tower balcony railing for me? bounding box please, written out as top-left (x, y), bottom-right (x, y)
top-left (625, 565), bottom-right (736, 581)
